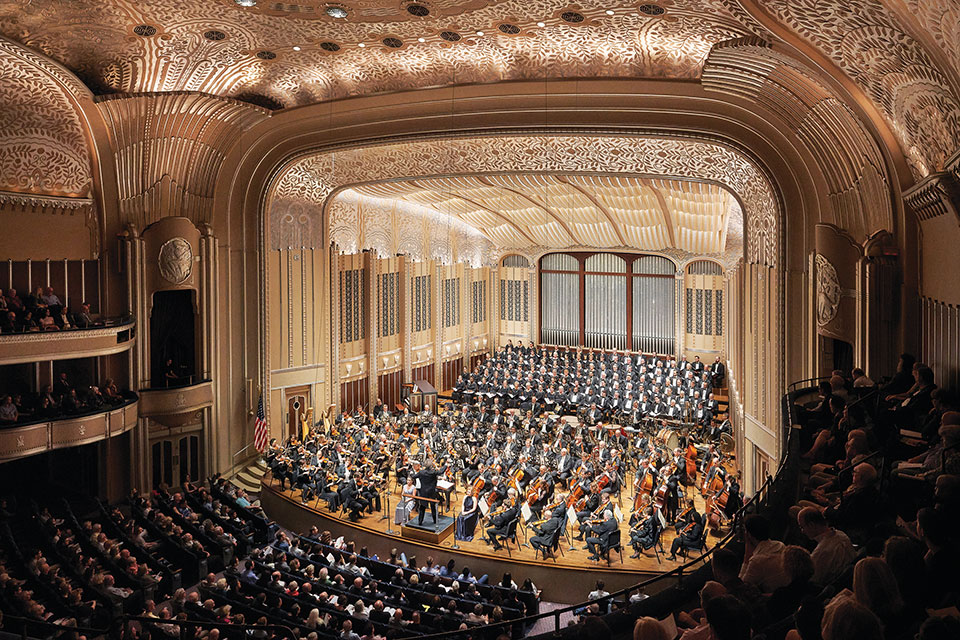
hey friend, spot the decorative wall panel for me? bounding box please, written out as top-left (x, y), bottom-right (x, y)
top-left (98, 93), bottom-right (268, 230)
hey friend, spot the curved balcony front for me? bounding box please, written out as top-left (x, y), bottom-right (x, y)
top-left (0, 317), bottom-right (136, 364)
top-left (0, 396), bottom-right (138, 462)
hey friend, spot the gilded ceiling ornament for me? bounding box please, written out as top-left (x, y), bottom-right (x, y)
top-left (0, 37), bottom-right (92, 197)
top-left (158, 237), bottom-right (194, 284)
top-left (757, 0), bottom-right (960, 178)
top-left (814, 253), bottom-right (841, 327)
top-left (0, 0), bottom-right (756, 107)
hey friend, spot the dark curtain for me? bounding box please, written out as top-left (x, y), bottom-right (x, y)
top-left (150, 290), bottom-right (197, 386)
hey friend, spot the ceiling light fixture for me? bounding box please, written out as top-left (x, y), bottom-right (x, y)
top-left (536, 21), bottom-right (545, 27)
top-left (418, 37), bottom-right (425, 42)
top-left (606, 9), bottom-right (615, 15)
top-left (325, 5), bottom-right (349, 19)
top-left (476, 30), bottom-right (484, 36)
top-left (357, 42), bottom-right (365, 47)
top-left (234, 0), bottom-right (257, 6)
top-left (292, 45), bottom-right (301, 51)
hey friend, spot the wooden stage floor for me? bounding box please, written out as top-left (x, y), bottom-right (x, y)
top-left (260, 470), bottom-right (725, 575)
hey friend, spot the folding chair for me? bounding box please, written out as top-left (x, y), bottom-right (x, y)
top-left (597, 529), bottom-right (623, 565)
top-left (495, 517), bottom-right (520, 557)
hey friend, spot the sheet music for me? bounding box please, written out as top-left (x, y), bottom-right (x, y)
top-left (520, 502), bottom-right (533, 522)
top-left (659, 613), bottom-right (678, 639)
top-left (479, 500), bottom-right (490, 516)
top-left (613, 503), bottom-right (623, 522)
top-left (566, 505), bottom-right (579, 524)
top-left (437, 479), bottom-right (454, 491)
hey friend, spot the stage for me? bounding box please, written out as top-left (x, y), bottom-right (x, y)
top-left (259, 471), bottom-right (723, 603)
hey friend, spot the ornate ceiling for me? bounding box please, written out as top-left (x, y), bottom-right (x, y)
top-left (270, 133), bottom-right (772, 267)
top-left (0, 36), bottom-right (92, 198)
top-left (346, 173), bottom-right (741, 256)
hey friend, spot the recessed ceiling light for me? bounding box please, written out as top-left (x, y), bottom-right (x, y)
top-left (325, 6), bottom-right (349, 19)
top-left (357, 42), bottom-right (365, 47)
top-left (234, 0), bottom-right (257, 6)
top-left (606, 9), bottom-right (615, 15)
top-left (292, 46), bottom-right (301, 51)
top-left (476, 30), bottom-right (484, 36)
top-left (536, 21), bottom-right (545, 27)
top-left (418, 37), bottom-right (425, 42)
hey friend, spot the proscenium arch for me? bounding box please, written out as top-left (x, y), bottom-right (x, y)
top-left (212, 79), bottom-right (908, 469)
top-left (262, 131), bottom-right (784, 435)
top-left (267, 132), bottom-right (779, 266)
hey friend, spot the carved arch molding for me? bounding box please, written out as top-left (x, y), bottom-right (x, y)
top-left (268, 133), bottom-right (780, 269)
top-left (0, 36), bottom-right (92, 197)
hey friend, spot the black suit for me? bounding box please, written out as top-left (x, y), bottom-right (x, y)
top-left (586, 517), bottom-right (618, 557)
top-left (415, 469), bottom-right (440, 525)
top-left (530, 515), bottom-right (562, 552)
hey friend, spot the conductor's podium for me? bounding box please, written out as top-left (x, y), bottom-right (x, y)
top-left (401, 514), bottom-right (456, 544)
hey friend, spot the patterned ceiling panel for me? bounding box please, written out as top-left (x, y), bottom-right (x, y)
top-left (342, 172), bottom-right (740, 257)
top-left (0, 36), bottom-right (91, 197)
top-left (0, 0), bottom-right (758, 107)
top-left (754, 0), bottom-right (960, 178)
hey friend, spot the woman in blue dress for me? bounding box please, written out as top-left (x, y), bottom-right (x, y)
top-left (455, 493), bottom-right (480, 541)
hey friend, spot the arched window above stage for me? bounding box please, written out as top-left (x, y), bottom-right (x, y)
top-left (539, 251), bottom-right (679, 354)
top-left (684, 259), bottom-right (725, 354)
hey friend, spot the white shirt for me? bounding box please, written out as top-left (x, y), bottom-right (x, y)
top-left (740, 539), bottom-right (788, 593)
top-left (811, 528), bottom-right (855, 584)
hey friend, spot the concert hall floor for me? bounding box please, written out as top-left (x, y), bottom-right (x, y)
top-left (259, 467), bottom-right (730, 600)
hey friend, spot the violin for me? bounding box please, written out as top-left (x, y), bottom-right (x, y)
top-left (470, 476), bottom-right (485, 498)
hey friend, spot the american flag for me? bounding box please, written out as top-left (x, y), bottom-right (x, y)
top-left (254, 394), bottom-right (268, 453)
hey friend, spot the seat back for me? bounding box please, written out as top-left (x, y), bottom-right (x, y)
top-left (606, 528), bottom-right (621, 549)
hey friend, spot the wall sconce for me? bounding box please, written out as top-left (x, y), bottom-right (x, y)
top-left (345, 363), bottom-right (352, 375)
top-left (444, 345), bottom-right (450, 356)
top-left (473, 339), bottom-right (479, 349)
top-left (395, 354), bottom-right (401, 365)
top-left (427, 349), bottom-right (433, 358)
top-left (456, 343), bottom-right (461, 353)
top-left (383, 357), bottom-right (389, 368)
top-left (482, 338), bottom-right (488, 346)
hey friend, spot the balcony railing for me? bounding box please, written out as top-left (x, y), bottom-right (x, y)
top-left (0, 395), bottom-right (138, 462)
top-left (0, 316), bottom-right (136, 364)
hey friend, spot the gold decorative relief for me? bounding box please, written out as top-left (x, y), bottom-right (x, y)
top-left (756, 0), bottom-right (960, 178)
top-left (0, 0), bottom-right (756, 107)
top-left (158, 237), bottom-right (194, 284)
top-left (815, 253), bottom-right (841, 327)
top-left (0, 36), bottom-right (92, 197)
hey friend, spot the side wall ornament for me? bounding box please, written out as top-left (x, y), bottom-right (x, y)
top-left (815, 252), bottom-right (841, 327)
top-left (158, 237), bottom-right (193, 284)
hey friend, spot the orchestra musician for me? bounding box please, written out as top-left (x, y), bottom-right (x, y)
top-left (584, 510), bottom-right (618, 561)
top-left (669, 498), bottom-right (704, 560)
top-left (629, 504), bottom-right (662, 558)
top-left (528, 508), bottom-right (563, 557)
top-left (484, 488), bottom-right (519, 550)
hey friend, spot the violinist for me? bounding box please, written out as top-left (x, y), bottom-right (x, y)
top-left (669, 498), bottom-right (704, 561)
top-left (575, 490), bottom-right (611, 540)
top-left (484, 488), bottom-right (519, 551)
top-left (529, 508), bottom-right (563, 557)
top-left (585, 510), bottom-right (618, 561)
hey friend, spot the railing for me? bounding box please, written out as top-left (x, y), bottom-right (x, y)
top-left (141, 375), bottom-right (210, 390)
top-left (0, 314), bottom-right (134, 337)
top-left (0, 393), bottom-right (137, 429)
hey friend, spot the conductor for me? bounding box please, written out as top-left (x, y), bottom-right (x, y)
top-left (414, 460), bottom-right (440, 525)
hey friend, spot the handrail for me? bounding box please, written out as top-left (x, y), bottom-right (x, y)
top-left (0, 315), bottom-right (135, 338)
top-left (0, 393), bottom-right (138, 429)
top-left (787, 376), bottom-right (831, 393)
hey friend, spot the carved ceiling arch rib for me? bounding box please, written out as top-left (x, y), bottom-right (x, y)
top-left (96, 92), bottom-right (269, 230)
top-left (703, 37), bottom-right (895, 241)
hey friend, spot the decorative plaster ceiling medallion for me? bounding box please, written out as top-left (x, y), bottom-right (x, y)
top-left (158, 237), bottom-right (194, 284)
top-left (222, 0), bottom-right (503, 22)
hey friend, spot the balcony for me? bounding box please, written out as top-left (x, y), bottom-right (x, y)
top-left (0, 396), bottom-right (138, 462)
top-left (0, 317), bottom-right (136, 364)
top-left (138, 377), bottom-right (213, 427)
